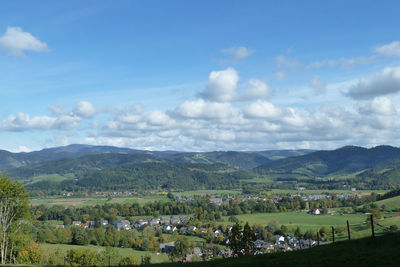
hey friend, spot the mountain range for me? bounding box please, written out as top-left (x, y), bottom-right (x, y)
top-left (2, 144), bottom-right (400, 193)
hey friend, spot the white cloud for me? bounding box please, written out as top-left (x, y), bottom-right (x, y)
top-left (345, 66), bottom-right (400, 99)
top-left (0, 26), bottom-right (48, 56)
top-left (200, 67), bottom-right (239, 102)
top-left (375, 41), bottom-right (400, 57)
top-left (243, 100), bottom-right (282, 119)
top-left (275, 55), bottom-right (303, 69)
top-left (176, 99), bottom-right (237, 119)
top-left (221, 46), bottom-right (253, 61)
top-left (307, 56), bottom-right (377, 69)
top-left (358, 96), bottom-right (396, 116)
top-left (309, 76), bottom-right (326, 95)
top-left (74, 101), bottom-right (97, 118)
top-left (241, 79), bottom-right (269, 100)
top-left (0, 112), bottom-right (82, 131)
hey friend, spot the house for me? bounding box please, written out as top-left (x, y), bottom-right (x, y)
top-left (274, 235), bottom-right (285, 245)
top-left (209, 198), bottom-right (222, 206)
top-left (72, 221), bottom-right (82, 226)
top-left (171, 217), bottom-right (180, 225)
top-left (80, 222), bottom-right (90, 228)
top-left (113, 220), bottom-right (131, 230)
top-left (162, 225), bottom-right (172, 232)
top-left (160, 242), bottom-right (175, 254)
top-left (308, 208), bottom-right (321, 215)
top-left (187, 226), bottom-right (197, 233)
top-left (179, 227), bottom-right (188, 234)
top-left (150, 218), bottom-right (160, 226)
top-left (214, 230), bottom-right (222, 237)
top-left (100, 220), bottom-right (108, 226)
top-left (134, 218), bottom-right (148, 229)
top-left (160, 217), bottom-right (170, 225)
top-left (180, 216), bottom-right (190, 223)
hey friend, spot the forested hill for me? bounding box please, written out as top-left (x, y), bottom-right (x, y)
top-left (256, 145), bottom-right (400, 177)
top-left (0, 144), bottom-right (314, 173)
top-left (26, 162), bottom-right (256, 192)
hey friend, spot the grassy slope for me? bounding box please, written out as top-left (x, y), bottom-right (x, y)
top-left (376, 195), bottom-right (400, 211)
top-left (151, 232), bottom-right (400, 267)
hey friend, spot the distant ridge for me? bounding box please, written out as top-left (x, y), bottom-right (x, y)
top-left (256, 145), bottom-right (400, 176)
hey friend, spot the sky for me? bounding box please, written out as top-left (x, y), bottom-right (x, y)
top-left (1, 0), bottom-right (400, 152)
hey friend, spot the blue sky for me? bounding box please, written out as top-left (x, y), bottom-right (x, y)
top-left (1, 0), bottom-right (400, 152)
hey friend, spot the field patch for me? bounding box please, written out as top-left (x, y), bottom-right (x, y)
top-left (40, 243), bottom-right (169, 264)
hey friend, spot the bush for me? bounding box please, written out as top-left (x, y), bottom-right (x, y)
top-left (118, 255), bottom-right (138, 266)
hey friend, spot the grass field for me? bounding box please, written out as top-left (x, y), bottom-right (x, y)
top-left (20, 173), bottom-right (75, 185)
top-left (173, 190), bottom-right (241, 196)
top-left (40, 243), bottom-right (169, 265)
top-left (375, 196), bottom-right (400, 211)
top-left (267, 189), bottom-right (388, 195)
top-left (31, 195), bottom-right (171, 207)
top-left (222, 211), bottom-right (368, 230)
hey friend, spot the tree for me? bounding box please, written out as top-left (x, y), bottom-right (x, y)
top-left (294, 226), bottom-right (303, 239)
top-left (170, 236), bottom-right (189, 261)
top-left (228, 223), bottom-right (242, 256)
top-left (0, 175), bottom-right (29, 264)
top-left (241, 222), bottom-right (255, 255)
top-left (71, 226), bottom-right (89, 245)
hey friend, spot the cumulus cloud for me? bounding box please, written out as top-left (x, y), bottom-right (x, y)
top-left (243, 100), bottom-right (282, 119)
top-left (73, 101), bottom-right (97, 118)
top-left (358, 96), bottom-right (396, 115)
top-left (221, 46), bottom-right (253, 61)
top-left (309, 76), bottom-right (326, 95)
top-left (375, 41), bottom-right (400, 57)
top-left (0, 113), bottom-right (81, 131)
top-left (176, 99), bottom-right (237, 119)
top-left (200, 67), bottom-right (239, 102)
top-left (241, 79), bottom-right (269, 100)
top-left (345, 66), bottom-right (400, 99)
top-left (0, 26), bottom-right (48, 56)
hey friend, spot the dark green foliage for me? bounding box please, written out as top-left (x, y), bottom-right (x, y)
top-left (74, 162), bottom-right (254, 191)
top-left (148, 232), bottom-right (400, 267)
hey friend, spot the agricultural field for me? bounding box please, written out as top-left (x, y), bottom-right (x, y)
top-left (222, 211), bottom-right (368, 230)
top-left (30, 195), bottom-right (171, 207)
top-left (266, 189), bottom-right (387, 195)
top-left (40, 243), bottom-right (169, 265)
top-left (173, 190), bottom-right (241, 196)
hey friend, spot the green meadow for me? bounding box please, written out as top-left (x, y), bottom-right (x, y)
top-left (40, 243), bottom-right (169, 265)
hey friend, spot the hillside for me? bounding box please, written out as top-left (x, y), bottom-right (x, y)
top-left (162, 151), bottom-right (270, 169)
top-left (25, 162), bottom-right (257, 192)
top-left (151, 233), bottom-right (400, 267)
top-left (257, 145), bottom-right (400, 178)
top-left (6, 152), bottom-right (158, 179)
top-left (0, 144), bottom-right (142, 172)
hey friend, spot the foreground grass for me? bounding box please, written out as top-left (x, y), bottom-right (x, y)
top-left (40, 243), bottom-right (169, 264)
top-left (151, 232), bottom-right (400, 267)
